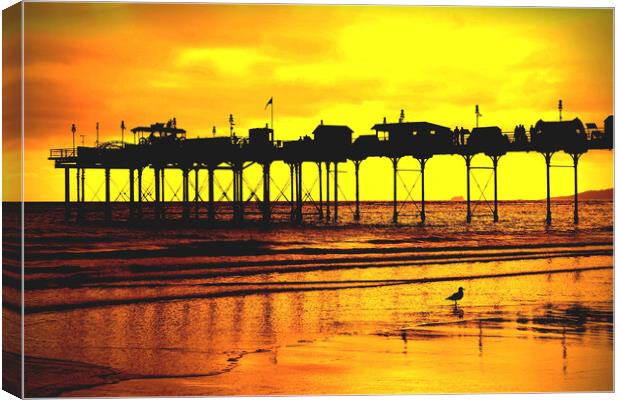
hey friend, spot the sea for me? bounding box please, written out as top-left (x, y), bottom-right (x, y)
top-left (3, 200), bottom-right (614, 396)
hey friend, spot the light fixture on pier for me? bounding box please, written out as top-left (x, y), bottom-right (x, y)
top-left (71, 123), bottom-right (77, 152)
top-left (121, 120), bottom-right (126, 147)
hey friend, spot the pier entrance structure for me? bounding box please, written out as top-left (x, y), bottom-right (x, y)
top-left (50, 114), bottom-right (613, 225)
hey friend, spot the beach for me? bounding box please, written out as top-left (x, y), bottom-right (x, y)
top-left (8, 200), bottom-right (613, 395)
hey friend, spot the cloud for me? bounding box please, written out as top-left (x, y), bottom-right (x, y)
top-left (176, 47), bottom-right (274, 76)
top-left (19, 4), bottom-right (613, 201)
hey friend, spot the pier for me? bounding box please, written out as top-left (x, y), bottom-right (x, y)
top-left (49, 112), bottom-right (613, 226)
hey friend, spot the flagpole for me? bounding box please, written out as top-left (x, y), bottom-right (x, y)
top-left (271, 99), bottom-right (274, 142)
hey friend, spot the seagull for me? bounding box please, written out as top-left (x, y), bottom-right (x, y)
top-left (446, 287), bottom-right (464, 308)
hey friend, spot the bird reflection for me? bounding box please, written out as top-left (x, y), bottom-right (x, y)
top-left (562, 325), bottom-right (568, 376)
top-left (272, 348), bottom-right (278, 365)
top-left (478, 318), bottom-right (483, 357)
top-left (451, 307), bottom-right (465, 318)
top-left (401, 330), bottom-right (408, 355)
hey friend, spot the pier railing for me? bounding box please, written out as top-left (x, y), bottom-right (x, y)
top-left (49, 148), bottom-right (76, 159)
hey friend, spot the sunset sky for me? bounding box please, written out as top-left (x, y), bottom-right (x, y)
top-left (5, 4), bottom-right (614, 201)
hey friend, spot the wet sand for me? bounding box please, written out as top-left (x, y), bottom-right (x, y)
top-left (26, 300), bottom-right (613, 396)
top-left (24, 267), bottom-right (613, 396)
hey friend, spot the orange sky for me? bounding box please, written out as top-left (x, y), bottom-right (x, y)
top-left (6, 4), bottom-right (614, 201)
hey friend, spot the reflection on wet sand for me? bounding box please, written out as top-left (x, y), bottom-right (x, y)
top-left (25, 269), bottom-right (612, 396)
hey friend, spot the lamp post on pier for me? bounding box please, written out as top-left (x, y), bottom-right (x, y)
top-left (71, 124), bottom-right (76, 153)
top-left (121, 120), bottom-right (126, 147)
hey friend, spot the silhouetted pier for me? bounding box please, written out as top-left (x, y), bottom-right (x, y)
top-left (49, 111), bottom-right (613, 226)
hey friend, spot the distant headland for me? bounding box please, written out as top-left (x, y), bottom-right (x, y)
top-left (449, 188), bottom-right (613, 202)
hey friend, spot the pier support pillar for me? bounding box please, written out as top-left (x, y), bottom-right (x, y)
top-left (419, 158), bottom-right (427, 224)
top-left (544, 152), bottom-right (553, 225)
top-left (81, 169), bottom-right (85, 203)
top-left (262, 163), bottom-right (271, 222)
top-left (208, 167), bottom-right (215, 221)
top-left (76, 168), bottom-right (82, 221)
top-left (160, 168), bottom-right (166, 219)
top-left (239, 168), bottom-right (244, 221)
top-left (182, 168), bottom-right (190, 221)
top-left (391, 158), bottom-right (399, 224)
top-left (289, 163), bottom-right (295, 221)
top-left (464, 155), bottom-right (472, 224)
top-left (194, 168), bottom-right (200, 219)
top-left (233, 165), bottom-right (244, 222)
top-left (76, 167), bottom-right (80, 204)
top-left (137, 168), bottom-right (143, 220)
top-left (354, 160), bottom-right (361, 221)
top-left (64, 167), bottom-right (71, 221)
top-left (233, 167), bottom-right (238, 221)
top-left (318, 162), bottom-right (324, 220)
top-left (129, 168), bottom-right (135, 220)
top-left (571, 153), bottom-right (581, 225)
top-left (232, 168), bottom-right (237, 221)
top-left (232, 168), bottom-right (237, 220)
top-left (77, 168), bottom-right (85, 221)
top-left (154, 167), bottom-right (161, 220)
top-left (491, 156), bottom-right (500, 223)
top-left (296, 162), bottom-right (303, 223)
top-left (325, 162), bottom-right (331, 222)
top-left (334, 162), bottom-right (339, 223)
top-left (104, 168), bottom-right (111, 222)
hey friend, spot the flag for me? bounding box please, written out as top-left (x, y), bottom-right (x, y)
top-left (265, 97), bottom-right (273, 109)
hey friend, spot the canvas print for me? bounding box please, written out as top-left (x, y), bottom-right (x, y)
top-left (2, 2), bottom-right (614, 397)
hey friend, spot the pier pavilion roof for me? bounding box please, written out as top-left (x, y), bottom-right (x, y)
top-left (371, 121), bottom-right (451, 135)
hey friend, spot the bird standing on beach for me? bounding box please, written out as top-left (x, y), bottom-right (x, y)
top-left (446, 287), bottom-right (464, 308)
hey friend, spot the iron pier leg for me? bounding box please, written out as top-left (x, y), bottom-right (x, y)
top-left (208, 167), bottom-right (215, 221)
top-left (262, 163), bottom-right (271, 222)
top-left (81, 169), bottom-right (85, 203)
top-left (420, 159), bottom-right (426, 224)
top-left (354, 160), bottom-right (361, 221)
top-left (76, 167), bottom-right (82, 221)
top-left (161, 168), bottom-right (166, 219)
top-left (318, 162), bottom-right (324, 220)
top-left (137, 168), bottom-right (143, 220)
top-left (76, 167), bottom-right (80, 203)
top-left (232, 165), bottom-right (244, 222)
top-left (326, 162), bottom-right (331, 222)
top-left (64, 167), bottom-right (70, 221)
top-left (492, 156), bottom-right (499, 223)
top-left (572, 154), bottom-right (580, 225)
top-left (182, 168), bottom-right (189, 221)
top-left (392, 158), bottom-right (399, 224)
top-left (104, 168), bottom-right (111, 222)
top-left (290, 164), bottom-right (295, 221)
top-left (545, 153), bottom-right (553, 225)
top-left (195, 168), bottom-right (199, 219)
top-left (334, 162), bottom-right (339, 223)
top-left (232, 168), bottom-right (238, 221)
top-left (465, 156), bottom-right (472, 224)
top-left (78, 168), bottom-right (86, 221)
top-left (238, 166), bottom-right (244, 222)
top-left (129, 168), bottom-right (135, 220)
top-left (296, 162), bottom-right (303, 223)
top-left (154, 167), bottom-right (161, 220)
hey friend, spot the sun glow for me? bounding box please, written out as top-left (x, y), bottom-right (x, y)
top-left (6, 4), bottom-right (612, 201)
